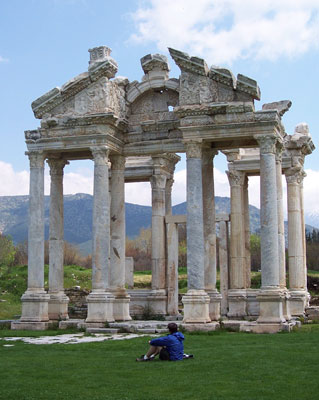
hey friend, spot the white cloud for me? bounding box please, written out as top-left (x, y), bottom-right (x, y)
top-left (125, 181), bottom-right (151, 205)
top-left (130, 0), bottom-right (319, 64)
top-left (0, 161), bottom-right (29, 195)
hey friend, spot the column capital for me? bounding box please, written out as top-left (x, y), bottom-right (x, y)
top-left (91, 146), bottom-right (110, 165)
top-left (254, 134), bottom-right (277, 154)
top-left (275, 142), bottom-right (284, 162)
top-left (202, 146), bottom-right (218, 164)
top-left (26, 151), bottom-right (45, 168)
top-left (285, 168), bottom-right (306, 185)
top-left (150, 174), bottom-right (167, 190)
top-left (184, 140), bottom-right (203, 159)
top-left (165, 177), bottom-right (174, 191)
top-left (47, 158), bottom-right (69, 176)
top-left (226, 169), bottom-right (245, 187)
top-left (110, 154), bottom-right (125, 170)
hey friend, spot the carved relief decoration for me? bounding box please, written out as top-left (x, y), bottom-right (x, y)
top-left (226, 169), bottom-right (245, 186)
top-left (27, 151), bottom-right (45, 168)
top-left (47, 159), bottom-right (69, 176)
top-left (255, 135), bottom-right (277, 154)
top-left (91, 147), bottom-right (110, 165)
top-left (185, 141), bottom-right (202, 159)
top-left (150, 174), bottom-right (167, 190)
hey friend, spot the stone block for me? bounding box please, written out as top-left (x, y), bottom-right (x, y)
top-left (59, 319), bottom-right (84, 329)
top-left (86, 328), bottom-right (119, 334)
top-left (181, 322), bottom-right (220, 332)
top-left (11, 321), bottom-right (49, 331)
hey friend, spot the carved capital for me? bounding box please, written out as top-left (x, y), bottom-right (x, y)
top-left (110, 154), bottom-right (125, 170)
top-left (47, 158), bottom-right (69, 176)
top-left (150, 174), bottom-right (167, 190)
top-left (285, 168), bottom-right (305, 185)
top-left (226, 169), bottom-right (245, 187)
top-left (185, 141), bottom-right (202, 159)
top-left (165, 177), bottom-right (174, 193)
top-left (27, 151), bottom-right (45, 168)
top-left (91, 147), bottom-right (110, 166)
top-left (275, 142), bottom-right (284, 162)
top-left (202, 147), bottom-right (218, 165)
top-left (255, 135), bottom-right (277, 154)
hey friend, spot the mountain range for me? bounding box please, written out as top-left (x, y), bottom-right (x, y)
top-left (0, 194), bottom-right (317, 254)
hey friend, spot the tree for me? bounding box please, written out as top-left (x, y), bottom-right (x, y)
top-left (0, 234), bottom-right (16, 266)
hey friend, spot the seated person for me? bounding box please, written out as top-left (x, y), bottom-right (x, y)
top-left (136, 322), bottom-right (188, 362)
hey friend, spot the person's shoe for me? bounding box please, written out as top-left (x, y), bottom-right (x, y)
top-left (183, 353), bottom-right (194, 359)
top-left (136, 355), bottom-right (153, 362)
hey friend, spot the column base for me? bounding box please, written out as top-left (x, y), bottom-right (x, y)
top-left (282, 289), bottom-right (292, 321)
top-left (20, 290), bottom-right (50, 322)
top-left (182, 289), bottom-right (211, 323)
top-left (86, 291), bottom-right (115, 323)
top-left (257, 288), bottom-right (286, 324)
top-left (206, 290), bottom-right (222, 321)
top-left (48, 292), bottom-right (69, 321)
top-left (289, 290), bottom-right (309, 316)
top-left (111, 289), bottom-right (132, 321)
top-left (246, 289), bottom-right (260, 316)
top-left (147, 289), bottom-right (167, 316)
top-left (227, 289), bottom-right (247, 319)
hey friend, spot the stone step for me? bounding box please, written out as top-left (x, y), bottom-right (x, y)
top-left (86, 328), bottom-right (119, 334)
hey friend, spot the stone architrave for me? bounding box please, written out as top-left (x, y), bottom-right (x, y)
top-left (202, 147), bottom-right (221, 320)
top-left (109, 154), bottom-right (131, 321)
top-left (182, 141), bottom-right (211, 323)
top-left (47, 158), bottom-right (69, 321)
top-left (86, 147), bottom-right (114, 324)
top-left (255, 135), bottom-right (285, 326)
top-left (149, 171), bottom-right (167, 314)
top-left (226, 169), bottom-right (247, 318)
top-left (285, 168), bottom-right (308, 316)
top-left (12, 151), bottom-right (50, 330)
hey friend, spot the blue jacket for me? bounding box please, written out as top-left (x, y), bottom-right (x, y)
top-left (150, 332), bottom-right (185, 361)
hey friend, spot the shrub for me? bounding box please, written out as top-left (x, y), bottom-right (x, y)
top-left (0, 234), bottom-right (16, 266)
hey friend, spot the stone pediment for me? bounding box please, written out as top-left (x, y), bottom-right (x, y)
top-left (31, 47), bottom-right (127, 126)
top-left (168, 47), bottom-right (260, 106)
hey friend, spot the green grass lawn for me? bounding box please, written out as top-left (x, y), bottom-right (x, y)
top-left (1, 325), bottom-right (319, 400)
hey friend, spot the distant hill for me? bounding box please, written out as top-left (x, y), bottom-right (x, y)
top-left (0, 194), bottom-right (317, 254)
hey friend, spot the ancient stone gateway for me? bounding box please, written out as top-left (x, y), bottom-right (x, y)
top-left (12, 46), bottom-right (314, 333)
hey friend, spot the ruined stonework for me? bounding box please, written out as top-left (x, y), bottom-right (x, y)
top-left (13, 46), bottom-right (314, 333)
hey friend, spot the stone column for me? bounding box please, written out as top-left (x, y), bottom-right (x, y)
top-left (165, 178), bottom-right (174, 216)
top-left (255, 135), bottom-right (285, 327)
top-left (149, 172), bottom-right (167, 315)
top-left (47, 158), bottom-right (69, 321)
top-left (182, 141), bottom-right (210, 323)
top-left (86, 147), bottom-right (114, 324)
top-left (217, 214), bottom-right (230, 316)
top-left (166, 221), bottom-right (179, 316)
top-left (109, 154), bottom-right (131, 321)
top-left (243, 176), bottom-right (251, 288)
top-left (276, 148), bottom-right (291, 321)
top-left (202, 148), bottom-right (221, 320)
top-left (226, 169), bottom-right (247, 318)
top-left (12, 151), bottom-right (50, 330)
top-left (285, 168), bottom-right (308, 316)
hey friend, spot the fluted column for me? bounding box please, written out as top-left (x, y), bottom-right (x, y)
top-left (255, 135), bottom-right (285, 325)
top-left (109, 154), bottom-right (131, 321)
top-left (243, 175), bottom-right (251, 288)
top-left (165, 177), bottom-right (174, 216)
top-left (226, 169), bottom-right (247, 318)
top-left (182, 141), bottom-right (210, 323)
top-left (276, 148), bottom-right (291, 320)
top-left (13, 151), bottom-right (50, 329)
top-left (202, 147), bottom-right (221, 320)
top-left (285, 168), bottom-right (308, 316)
top-left (47, 158), bottom-right (69, 321)
top-left (86, 147), bottom-right (114, 324)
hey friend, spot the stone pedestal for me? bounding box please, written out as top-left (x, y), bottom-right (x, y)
top-left (183, 141), bottom-right (211, 323)
top-left (86, 291), bottom-right (115, 323)
top-left (206, 290), bottom-right (222, 321)
top-left (48, 292), bottom-right (69, 321)
top-left (182, 290), bottom-right (211, 323)
top-left (227, 289), bottom-right (247, 318)
top-left (257, 289), bottom-right (286, 324)
top-left (289, 290), bottom-right (309, 316)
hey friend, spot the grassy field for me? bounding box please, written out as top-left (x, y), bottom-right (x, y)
top-left (1, 325), bottom-right (319, 400)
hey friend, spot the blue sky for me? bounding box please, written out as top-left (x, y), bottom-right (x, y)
top-left (0, 0), bottom-right (318, 217)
